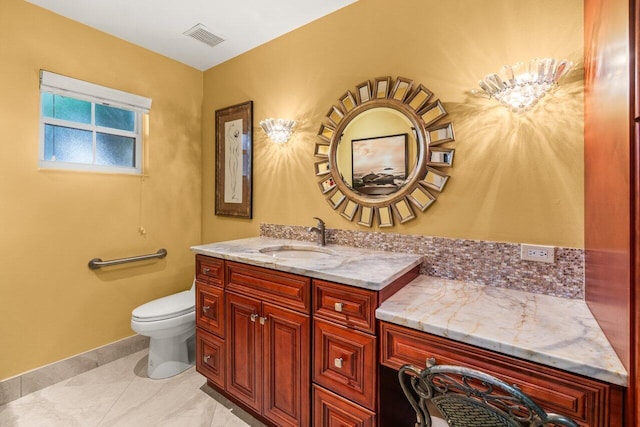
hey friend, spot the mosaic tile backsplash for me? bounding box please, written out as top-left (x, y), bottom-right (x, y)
top-left (260, 223), bottom-right (584, 299)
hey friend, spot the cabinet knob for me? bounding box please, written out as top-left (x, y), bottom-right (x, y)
top-left (259, 316), bottom-right (268, 325)
top-left (202, 267), bottom-right (211, 274)
top-left (203, 305), bottom-right (210, 313)
top-left (203, 355), bottom-right (211, 363)
top-left (334, 302), bottom-right (344, 312)
top-left (334, 357), bottom-right (343, 369)
top-left (250, 313), bottom-right (259, 322)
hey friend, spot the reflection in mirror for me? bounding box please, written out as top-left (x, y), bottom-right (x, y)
top-left (318, 123), bottom-right (334, 142)
top-left (315, 76), bottom-right (455, 227)
top-left (341, 199), bottom-right (359, 221)
top-left (420, 100), bottom-right (447, 127)
top-left (407, 85), bottom-right (433, 111)
top-left (356, 81), bottom-right (372, 104)
top-left (315, 143), bottom-right (330, 156)
top-left (315, 160), bottom-right (331, 175)
top-left (327, 106), bottom-right (344, 127)
top-left (351, 134), bottom-right (407, 196)
top-left (421, 166), bottom-right (449, 192)
top-left (358, 205), bottom-right (374, 227)
top-left (337, 108), bottom-right (418, 194)
top-left (328, 189), bottom-right (346, 208)
top-left (340, 92), bottom-right (357, 112)
top-left (377, 206), bottom-right (394, 227)
top-left (428, 122), bottom-right (455, 146)
top-left (428, 147), bottom-right (455, 167)
top-left (394, 198), bottom-right (415, 223)
top-left (374, 77), bottom-right (391, 99)
top-left (319, 176), bottom-right (336, 194)
top-left (391, 77), bottom-right (413, 101)
top-left (407, 185), bottom-right (436, 211)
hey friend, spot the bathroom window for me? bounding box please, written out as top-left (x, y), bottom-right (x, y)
top-left (38, 70), bottom-right (152, 174)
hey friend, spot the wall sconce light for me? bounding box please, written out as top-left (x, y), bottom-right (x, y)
top-left (478, 58), bottom-right (573, 112)
top-left (259, 118), bottom-right (297, 143)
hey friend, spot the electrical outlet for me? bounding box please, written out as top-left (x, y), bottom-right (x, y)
top-left (520, 244), bottom-right (555, 263)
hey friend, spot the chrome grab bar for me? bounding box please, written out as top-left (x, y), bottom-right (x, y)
top-left (88, 248), bottom-right (167, 270)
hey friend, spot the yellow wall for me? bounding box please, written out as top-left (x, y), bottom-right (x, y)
top-left (0, 0), bottom-right (202, 379)
top-left (0, 0), bottom-right (584, 381)
top-left (202, 0), bottom-right (584, 247)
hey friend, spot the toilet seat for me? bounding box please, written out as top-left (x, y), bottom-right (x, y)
top-left (132, 290), bottom-right (194, 322)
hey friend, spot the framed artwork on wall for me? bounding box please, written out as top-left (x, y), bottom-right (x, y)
top-left (351, 133), bottom-right (408, 196)
top-left (215, 101), bottom-right (253, 218)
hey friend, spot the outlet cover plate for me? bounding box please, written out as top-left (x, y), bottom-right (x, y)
top-left (521, 244), bottom-right (555, 263)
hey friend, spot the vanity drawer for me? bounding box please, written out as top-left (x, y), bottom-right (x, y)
top-left (196, 328), bottom-right (225, 389)
top-left (196, 282), bottom-right (224, 337)
top-left (380, 321), bottom-right (622, 427)
top-left (313, 279), bottom-right (377, 334)
top-left (313, 384), bottom-right (376, 427)
top-left (313, 319), bottom-right (376, 410)
top-left (196, 255), bottom-right (224, 287)
top-left (226, 261), bottom-right (310, 313)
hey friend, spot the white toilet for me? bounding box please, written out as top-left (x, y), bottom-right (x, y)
top-left (131, 280), bottom-right (196, 379)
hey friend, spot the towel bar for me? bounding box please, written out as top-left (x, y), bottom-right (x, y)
top-left (88, 248), bottom-right (167, 270)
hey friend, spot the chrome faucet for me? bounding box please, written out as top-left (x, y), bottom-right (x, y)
top-left (307, 217), bottom-right (326, 246)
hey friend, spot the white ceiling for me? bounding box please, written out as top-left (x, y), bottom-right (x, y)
top-left (25, 0), bottom-right (357, 71)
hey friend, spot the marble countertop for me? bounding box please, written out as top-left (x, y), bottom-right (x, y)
top-left (191, 237), bottom-right (423, 291)
top-left (376, 275), bottom-right (627, 387)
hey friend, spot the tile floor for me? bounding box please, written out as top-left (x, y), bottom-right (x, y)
top-left (0, 349), bottom-right (265, 427)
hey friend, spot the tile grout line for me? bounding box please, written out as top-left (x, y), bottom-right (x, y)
top-left (0, 334), bottom-right (148, 407)
top-left (95, 355), bottom-right (143, 427)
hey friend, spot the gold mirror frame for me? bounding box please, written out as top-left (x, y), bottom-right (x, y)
top-left (314, 76), bottom-right (455, 227)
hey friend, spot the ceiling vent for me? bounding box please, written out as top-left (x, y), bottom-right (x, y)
top-left (183, 24), bottom-right (225, 48)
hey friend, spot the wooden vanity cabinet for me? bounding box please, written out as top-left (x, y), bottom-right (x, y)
top-left (194, 254), bottom-right (423, 426)
top-left (195, 255), bottom-right (226, 389)
top-left (312, 268), bottom-right (419, 426)
top-left (196, 257), bottom-right (311, 427)
top-left (226, 291), bottom-right (311, 427)
top-left (380, 321), bottom-right (625, 427)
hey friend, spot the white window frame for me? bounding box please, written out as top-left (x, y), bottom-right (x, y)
top-left (38, 70), bottom-right (152, 175)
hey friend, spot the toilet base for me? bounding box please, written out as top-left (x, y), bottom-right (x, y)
top-left (147, 330), bottom-right (195, 379)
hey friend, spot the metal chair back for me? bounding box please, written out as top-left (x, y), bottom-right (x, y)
top-left (398, 359), bottom-right (579, 427)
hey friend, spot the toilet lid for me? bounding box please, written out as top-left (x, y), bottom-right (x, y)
top-left (132, 290), bottom-right (194, 321)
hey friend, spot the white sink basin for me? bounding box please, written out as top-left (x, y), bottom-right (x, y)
top-left (259, 245), bottom-right (336, 259)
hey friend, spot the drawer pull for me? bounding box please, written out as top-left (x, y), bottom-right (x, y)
top-left (259, 316), bottom-right (268, 325)
top-left (250, 313), bottom-right (259, 322)
top-left (203, 355), bottom-right (211, 363)
top-left (334, 357), bottom-right (344, 369)
top-left (203, 305), bottom-right (211, 313)
top-left (334, 302), bottom-right (344, 312)
top-left (202, 267), bottom-right (211, 274)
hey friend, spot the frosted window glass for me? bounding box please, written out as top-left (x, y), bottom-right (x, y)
top-left (44, 124), bottom-right (93, 163)
top-left (96, 133), bottom-right (135, 167)
top-left (96, 104), bottom-right (135, 131)
top-left (41, 93), bottom-right (91, 124)
top-left (39, 77), bottom-right (145, 174)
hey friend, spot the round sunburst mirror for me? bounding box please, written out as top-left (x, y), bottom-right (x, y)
top-left (314, 76), bottom-right (455, 227)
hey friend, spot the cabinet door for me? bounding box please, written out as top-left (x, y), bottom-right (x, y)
top-left (313, 385), bottom-right (376, 427)
top-left (196, 255), bottom-right (224, 286)
top-left (196, 328), bottom-right (224, 389)
top-left (196, 283), bottom-right (224, 337)
top-left (262, 302), bottom-right (311, 427)
top-left (313, 279), bottom-right (377, 334)
top-left (226, 292), bottom-right (262, 413)
top-left (313, 319), bottom-right (377, 411)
